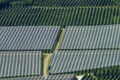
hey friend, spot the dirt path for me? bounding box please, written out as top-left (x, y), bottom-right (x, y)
top-left (43, 28), bottom-right (65, 76)
top-left (76, 75), bottom-right (84, 80)
top-left (55, 28), bottom-right (65, 51)
top-left (43, 54), bottom-right (52, 76)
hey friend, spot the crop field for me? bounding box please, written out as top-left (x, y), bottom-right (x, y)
top-left (0, 0), bottom-right (120, 7)
top-left (33, 0), bottom-right (120, 6)
top-left (0, 6), bottom-right (119, 26)
top-left (0, 0), bottom-right (120, 80)
top-left (60, 25), bottom-right (120, 50)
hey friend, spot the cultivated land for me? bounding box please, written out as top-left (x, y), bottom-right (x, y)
top-left (0, 0), bottom-right (120, 80)
top-left (0, 6), bottom-right (119, 26)
top-left (42, 28), bottom-right (85, 80)
top-left (43, 28), bottom-right (65, 76)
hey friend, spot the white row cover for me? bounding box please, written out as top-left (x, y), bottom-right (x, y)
top-left (0, 51), bottom-right (42, 78)
top-left (0, 26), bottom-right (61, 51)
top-left (50, 50), bottom-right (120, 74)
top-left (60, 25), bottom-right (120, 50)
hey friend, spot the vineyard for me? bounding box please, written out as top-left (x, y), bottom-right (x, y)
top-left (2, 74), bottom-right (77, 80)
top-left (0, 26), bottom-right (61, 52)
top-left (82, 74), bottom-right (120, 80)
top-left (0, 0), bottom-right (120, 80)
top-left (60, 25), bottom-right (120, 50)
top-left (0, 51), bottom-right (42, 78)
top-left (50, 50), bottom-right (120, 74)
top-left (0, 0), bottom-right (120, 7)
top-left (0, 6), bottom-right (120, 26)
top-left (33, 0), bottom-right (120, 6)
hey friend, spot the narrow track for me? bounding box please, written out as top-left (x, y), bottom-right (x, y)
top-left (43, 54), bottom-right (52, 76)
top-left (43, 28), bottom-right (66, 76)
